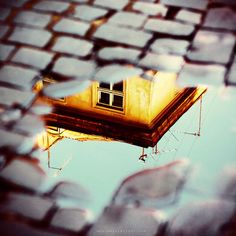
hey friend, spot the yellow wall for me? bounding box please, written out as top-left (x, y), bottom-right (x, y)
top-left (40, 75), bottom-right (181, 128)
top-left (149, 72), bottom-right (181, 124)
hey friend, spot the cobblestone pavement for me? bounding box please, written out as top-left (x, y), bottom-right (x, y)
top-left (0, 0), bottom-right (236, 235)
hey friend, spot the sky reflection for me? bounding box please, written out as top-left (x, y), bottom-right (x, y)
top-left (40, 86), bottom-right (236, 219)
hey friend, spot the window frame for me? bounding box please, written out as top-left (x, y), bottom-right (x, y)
top-left (96, 82), bottom-right (125, 112)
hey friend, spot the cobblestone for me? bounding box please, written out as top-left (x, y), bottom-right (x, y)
top-left (53, 18), bottom-right (90, 37)
top-left (8, 27), bottom-right (52, 47)
top-left (53, 57), bottom-right (96, 78)
top-left (212, 0), bottom-right (236, 6)
top-left (51, 208), bottom-right (89, 232)
top-left (204, 7), bottom-right (236, 31)
top-left (178, 63), bottom-right (226, 87)
top-left (12, 47), bottom-right (54, 70)
top-left (0, 65), bottom-right (38, 90)
top-left (14, 10), bottom-right (51, 28)
top-left (0, 193), bottom-right (54, 220)
top-left (98, 46), bottom-right (141, 63)
top-left (150, 38), bottom-right (189, 56)
top-left (0, 0), bottom-right (29, 7)
top-left (0, 7), bottom-right (11, 21)
top-left (0, 86), bottom-right (35, 108)
top-left (50, 181), bottom-right (90, 200)
top-left (139, 53), bottom-right (184, 72)
top-left (144, 19), bottom-right (195, 36)
top-left (175, 10), bottom-right (202, 24)
top-left (0, 221), bottom-right (63, 236)
top-left (0, 158), bottom-right (45, 190)
top-left (88, 206), bottom-right (162, 236)
top-left (52, 36), bottom-right (93, 57)
top-left (33, 0), bottom-right (70, 13)
top-left (132, 2), bottom-right (168, 16)
top-left (94, 0), bottom-right (128, 10)
top-left (73, 5), bottom-right (108, 21)
top-left (160, 0), bottom-right (208, 10)
top-left (0, 0), bottom-right (236, 235)
top-left (0, 129), bottom-right (35, 154)
top-left (108, 11), bottom-right (147, 29)
top-left (13, 114), bottom-right (45, 136)
top-left (228, 58), bottom-right (236, 85)
top-left (0, 43), bottom-right (15, 61)
top-left (43, 80), bottom-right (91, 98)
top-left (187, 30), bottom-right (235, 64)
top-left (95, 64), bottom-right (143, 83)
top-left (0, 24), bottom-right (9, 39)
top-left (94, 24), bottom-right (152, 48)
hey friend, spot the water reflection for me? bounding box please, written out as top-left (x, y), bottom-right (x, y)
top-left (34, 73), bottom-right (216, 217)
top-left (37, 72), bottom-right (206, 150)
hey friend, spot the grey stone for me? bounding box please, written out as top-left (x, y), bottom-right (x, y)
top-left (9, 27), bottom-right (52, 47)
top-left (0, 158), bottom-right (45, 190)
top-left (113, 159), bottom-right (190, 207)
top-left (178, 63), bottom-right (226, 87)
top-left (0, 129), bottom-right (35, 154)
top-left (160, 0), bottom-right (208, 10)
top-left (187, 30), bottom-right (235, 64)
top-left (0, 86), bottom-right (35, 108)
top-left (51, 208), bottom-right (89, 232)
top-left (33, 0), bottom-right (70, 13)
top-left (95, 64), bottom-right (143, 83)
top-left (0, 7), bottom-right (11, 20)
top-left (151, 38), bottom-right (189, 55)
top-left (12, 47), bottom-right (53, 69)
top-left (53, 56), bottom-right (96, 78)
top-left (0, 65), bottom-right (38, 90)
top-left (14, 10), bottom-right (51, 28)
top-left (167, 200), bottom-right (235, 236)
top-left (53, 18), bottom-right (90, 37)
top-left (94, 24), bottom-right (152, 48)
top-left (0, 24), bottom-right (9, 39)
top-left (109, 11), bottom-right (147, 28)
top-left (94, 0), bottom-right (128, 10)
top-left (0, 43), bottom-right (15, 61)
top-left (0, 193), bottom-right (54, 220)
top-left (13, 114), bottom-right (45, 136)
top-left (98, 46), bottom-right (141, 62)
top-left (0, 0), bottom-right (28, 7)
top-left (52, 36), bottom-right (93, 57)
top-left (228, 58), bottom-right (236, 85)
top-left (204, 7), bottom-right (236, 31)
top-left (145, 19), bottom-right (195, 36)
top-left (29, 104), bottom-right (52, 116)
top-left (132, 2), bottom-right (168, 16)
top-left (50, 181), bottom-right (90, 200)
top-left (88, 206), bottom-right (163, 236)
top-left (212, 0), bottom-right (236, 6)
top-left (73, 5), bottom-right (108, 21)
top-left (139, 53), bottom-right (184, 73)
top-left (0, 108), bottom-right (21, 124)
top-left (0, 221), bottom-right (64, 236)
top-left (43, 80), bottom-right (91, 98)
top-left (176, 10), bottom-right (202, 24)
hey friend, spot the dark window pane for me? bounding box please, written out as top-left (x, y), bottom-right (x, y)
top-left (113, 82), bottom-right (123, 92)
top-left (99, 82), bottom-right (110, 89)
top-left (113, 95), bottom-right (123, 108)
top-left (99, 92), bottom-right (109, 105)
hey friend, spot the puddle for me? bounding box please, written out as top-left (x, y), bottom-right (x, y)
top-left (36, 74), bottom-right (236, 219)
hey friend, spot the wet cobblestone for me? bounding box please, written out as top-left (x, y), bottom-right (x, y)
top-left (0, 0), bottom-right (236, 235)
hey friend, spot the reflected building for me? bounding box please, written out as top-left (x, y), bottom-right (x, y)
top-left (37, 72), bottom-right (207, 150)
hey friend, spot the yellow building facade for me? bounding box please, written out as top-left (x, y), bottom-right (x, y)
top-left (37, 72), bottom-right (207, 149)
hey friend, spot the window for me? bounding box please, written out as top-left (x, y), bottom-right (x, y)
top-left (97, 82), bottom-right (124, 111)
